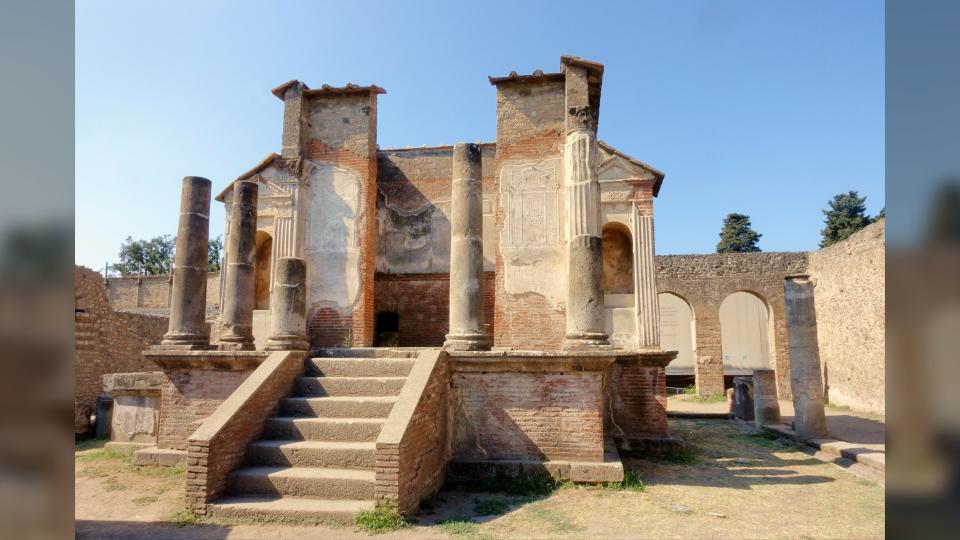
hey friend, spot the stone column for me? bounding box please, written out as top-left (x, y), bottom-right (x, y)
top-left (784, 276), bottom-right (828, 438)
top-left (562, 107), bottom-right (609, 350)
top-left (632, 205), bottom-right (659, 349)
top-left (161, 176), bottom-right (212, 349)
top-left (219, 180), bottom-right (259, 350)
top-left (265, 257), bottom-right (310, 351)
top-left (444, 143), bottom-right (489, 351)
top-left (753, 368), bottom-right (781, 429)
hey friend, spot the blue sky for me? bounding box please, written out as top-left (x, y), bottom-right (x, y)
top-left (75, 0), bottom-right (884, 269)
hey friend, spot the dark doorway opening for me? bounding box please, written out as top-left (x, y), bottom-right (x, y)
top-left (375, 311), bottom-right (400, 347)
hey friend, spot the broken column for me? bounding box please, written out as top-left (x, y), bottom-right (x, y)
top-left (264, 257), bottom-right (310, 351)
top-left (444, 143), bottom-right (489, 351)
top-left (562, 62), bottom-right (609, 350)
top-left (784, 276), bottom-right (828, 438)
top-left (752, 368), bottom-right (781, 429)
top-left (160, 176), bottom-right (212, 349)
top-left (219, 180), bottom-right (259, 350)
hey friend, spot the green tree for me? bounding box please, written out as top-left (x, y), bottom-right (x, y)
top-left (113, 235), bottom-right (175, 276)
top-left (716, 213), bottom-right (762, 253)
top-left (208, 235), bottom-right (223, 272)
top-left (820, 191), bottom-right (874, 247)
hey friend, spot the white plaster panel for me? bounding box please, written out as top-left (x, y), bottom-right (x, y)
top-left (304, 161), bottom-right (362, 308)
top-left (499, 158), bottom-right (565, 308)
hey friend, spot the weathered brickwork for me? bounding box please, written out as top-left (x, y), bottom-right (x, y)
top-left (807, 220), bottom-right (885, 414)
top-left (105, 272), bottom-right (220, 313)
top-left (605, 362), bottom-right (669, 439)
top-left (186, 352), bottom-right (305, 514)
top-left (157, 368), bottom-right (254, 450)
top-left (656, 252), bottom-right (808, 397)
top-left (75, 266), bottom-right (166, 433)
top-left (492, 79), bottom-right (568, 349)
top-left (375, 350), bottom-right (449, 514)
top-left (373, 273), bottom-right (495, 346)
top-left (450, 371), bottom-right (605, 462)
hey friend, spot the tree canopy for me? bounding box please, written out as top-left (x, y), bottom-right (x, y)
top-left (820, 191), bottom-right (875, 248)
top-left (716, 213), bottom-right (762, 253)
top-left (112, 234), bottom-right (222, 276)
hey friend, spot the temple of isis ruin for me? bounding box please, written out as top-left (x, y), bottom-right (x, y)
top-left (75, 55), bottom-right (886, 522)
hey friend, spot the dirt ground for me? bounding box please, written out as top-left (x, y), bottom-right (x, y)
top-left (76, 419), bottom-right (884, 539)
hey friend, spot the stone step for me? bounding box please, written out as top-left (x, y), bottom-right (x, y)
top-left (227, 466), bottom-right (375, 500)
top-left (208, 495), bottom-right (374, 524)
top-left (246, 440), bottom-right (375, 468)
top-left (293, 376), bottom-right (406, 397)
top-left (306, 357), bottom-right (416, 377)
top-left (262, 417), bottom-right (385, 442)
top-left (312, 348), bottom-right (419, 358)
top-left (279, 396), bottom-right (397, 418)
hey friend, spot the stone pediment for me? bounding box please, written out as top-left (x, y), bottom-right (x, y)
top-left (596, 140), bottom-right (665, 196)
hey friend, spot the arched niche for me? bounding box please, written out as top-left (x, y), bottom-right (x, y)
top-left (601, 222), bottom-right (634, 294)
top-left (658, 292), bottom-right (696, 373)
top-left (719, 291), bottom-right (774, 373)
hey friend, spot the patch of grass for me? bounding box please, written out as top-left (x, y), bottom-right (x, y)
top-left (439, 518), bottom-right (478, 535)
top-left (474, 497), bottom-right (510, 516)
top-left (468, 472), bottom-right (559, 496)
top-left (76, 447), bottom-right (132, 463)
top-left (679, 386), bottom-right (726, 403)
top-left (355, 502), bottom-right (410, 533)
top-left (825, 402), bottom-right (851, 412)
top-left (133, 495), bottom-right (159, 507)
top-left (170, 509), bottom-right (197, 527)
top-left (75, 437), bottom-right (108, 452)
top-left (135, 462), bottom-right (187, 478)
top-left (525, 505), bottom-right (582, 532)
top-left (102, 477), bottom-right (126, 492)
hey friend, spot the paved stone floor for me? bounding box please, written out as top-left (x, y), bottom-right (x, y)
top-left (667, 396), bottom-right (886, 454)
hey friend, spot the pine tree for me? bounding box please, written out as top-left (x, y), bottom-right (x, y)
top-left (820, 191), bottom-right (874, 248)
top-left (716, 213), bottom-right (762, 253)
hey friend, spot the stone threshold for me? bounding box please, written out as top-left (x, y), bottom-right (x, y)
top-left (105, 441), bottom-right (154, 453)
top-left (132, 446), bottom-right (187, 467)
top-left (448, 349), bottom-right (676, 372)
top-left (761, 423), bottom-right (885, 484)
top-left (447, 439), bottom-right (625, 484)
top-left (143, 349), bottom-right (269, 370)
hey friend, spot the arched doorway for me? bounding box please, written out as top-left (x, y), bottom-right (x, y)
top-left (254, 231), bottom-right (272, 310)
top-left (658, 292), bottom-right (696, 375)
top-left (719, 291), bottom-right (773, 375)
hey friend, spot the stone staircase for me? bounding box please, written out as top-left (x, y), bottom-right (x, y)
top-left (207, 348), bottom-right (417, 522)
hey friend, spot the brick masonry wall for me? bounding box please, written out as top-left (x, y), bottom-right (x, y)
top-left (105, 272), bottom-right (221, 312)
top-left (374, 272), bottom-right (495, 346)
top-left (186, 352), bottom-right (305, 514)
top-left (75, 266), bottom-right (167, 433)
top-left (157, 368), bottom-right (254, 450)
top-left (605, 362), bottom-right (669, 440)
top-left (492, 80), bottom-right (567, 349)
top-left (375, 350), bottom-right (449, 514)
top-left (807, 220), bottom-right (885, 414)
top-left (450, 371), bottom-right (605, 462)
top-left (655, 252), bottom-right (808, 398)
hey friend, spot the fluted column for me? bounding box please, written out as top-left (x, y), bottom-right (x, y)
top-left (219, 180), bottom-right (258, 350)
top-left (160, 176), bottom-right (212, 349)
top-left (632, 205), bottom-right (660, 348)
top-left (784, 276), bottom-right (828, 438)
top-left (265, 257), bottom-right (310, 351)
top-left (562, 108), bottom-right (609, 350)
top-left (444, 143), bottom-right (489, 351)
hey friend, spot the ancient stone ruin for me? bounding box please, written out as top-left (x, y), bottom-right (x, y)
top-left (126, 56), bottom-right (682, 521)
top-left (78, 55), bottom-right (885, 522)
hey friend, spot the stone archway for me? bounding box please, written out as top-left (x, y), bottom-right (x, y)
top-left (601, 222), bottom-right (634, 294)
top-left (658, 292), bottom-right (696, 376)
top-left (254, 231), bottom-right (272, 310)
top-left (719, 291), bottom-right (775, 374)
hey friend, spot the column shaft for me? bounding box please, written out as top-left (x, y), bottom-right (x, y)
top-left (784, 276), bottom-right (828, 438)
top-left (219, 180), bottom-right (259, 350)
top-left (632, 205), bottom-right (660, 348)
top-left (562, 128), bottom-right (609, 349)
top-left (444, 143), bottom-right (489, 351)
top-left (161, 176), bottom-right (212, 349)
top-left (265, 257), bottom-right (310, 351)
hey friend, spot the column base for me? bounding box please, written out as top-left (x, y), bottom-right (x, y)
top-left (561, 332), bottom-right (611, 351)
top-left (443, 333), bottom-right (490, 351)
top-left (218, 338), bottom-right (256, 351)
top-left (158, 333), bottom-right (211, 350)
top-left (264, 335), bottom-right (310, 352)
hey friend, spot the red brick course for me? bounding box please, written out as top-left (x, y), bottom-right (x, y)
top-left (157, 368), bottom-right (254, 450)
